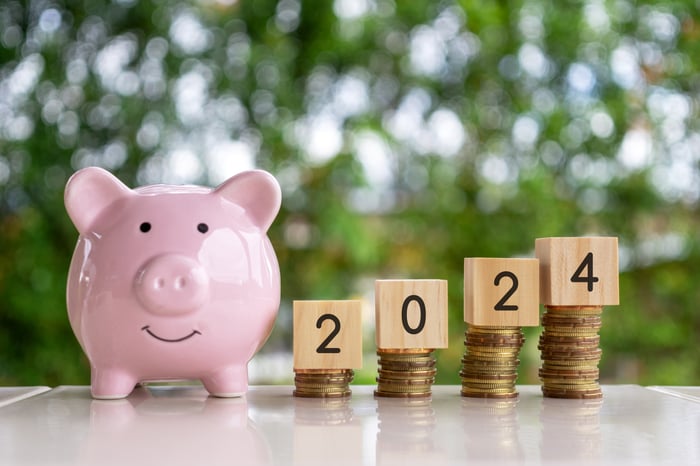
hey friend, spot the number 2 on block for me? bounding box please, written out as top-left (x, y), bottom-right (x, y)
top-left (494, 271), bottom-right (519, 311)
top-left (315, 314), bottom-right (341, 354)
top-left (570, 252), bottom-right (599, 292)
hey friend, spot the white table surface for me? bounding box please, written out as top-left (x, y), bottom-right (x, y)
top-left (647, 386), bottom-right (700, 403)
top-left (0, 386), bottom-right (50, 408)
top-left (0, 385), bottom-right (698, 466)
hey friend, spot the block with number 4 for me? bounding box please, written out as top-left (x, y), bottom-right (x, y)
top-left (293, 300), bottom-right (363, 370)
top-left (535, 237), bottom-right (619, 306)
top-left (464, 258), bottom-right (540, 327)
top-left (375, 279), bottom-right (448, 350)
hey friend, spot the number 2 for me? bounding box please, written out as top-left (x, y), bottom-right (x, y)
top-left (494, 271), bottom-right (519, 311)
top-left (315, 314), bottom-right (341, 354)
top-left (570, 252), bottom-right (599, 292)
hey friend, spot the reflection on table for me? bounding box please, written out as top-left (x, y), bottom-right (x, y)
top-left (0, 385), bottom-right (698, 465)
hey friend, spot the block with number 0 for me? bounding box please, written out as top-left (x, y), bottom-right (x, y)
top-left (464, 258), bottom-right (540, 327)
top-left (375, 279), bottom-right (448, 350)
top-left (293, 300), bottom-right (363, 370)
top-left (535, 237), bottom-right (619, 306)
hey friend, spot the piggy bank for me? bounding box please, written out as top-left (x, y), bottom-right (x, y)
top-left (64, 167), bottom-right (281, 399)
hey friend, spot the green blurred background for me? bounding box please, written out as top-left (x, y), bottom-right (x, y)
top-left (0, 0), bottom-right (698, 387)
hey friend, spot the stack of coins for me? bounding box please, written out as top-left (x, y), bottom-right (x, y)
top-left (539, 305), bottom-right (603, 399)
top-left (293, 369), bottom-right (354, 398)
top-left (375, 348), bottom-right (436, 398)
top-left (460, 326), bottom-right (524, 399)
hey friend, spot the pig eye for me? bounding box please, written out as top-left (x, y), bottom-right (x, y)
top-left (140, 222), bottom-right (152, 233)
top-left (197, 223), bottom-right (209, 234)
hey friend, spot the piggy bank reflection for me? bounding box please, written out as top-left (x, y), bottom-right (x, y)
top-left (65, 167), bottom-right (281, 399)
top-left (82, 387), bottom-right (271, 466)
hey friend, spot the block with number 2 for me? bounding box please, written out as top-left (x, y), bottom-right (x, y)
top-left (293, 300), bottom-right (363, 370)
top-left (464, 258), bottom-right (540, 327)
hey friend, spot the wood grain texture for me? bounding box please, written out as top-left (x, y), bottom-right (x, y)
top-left (535, 237), bottom-right (619, 306)
top-left (375, 279), bottom-right (448, 350)
top-left (464, 257), bottom-right (540, 326)
top-left (293, 300), bottom-right (363, 370)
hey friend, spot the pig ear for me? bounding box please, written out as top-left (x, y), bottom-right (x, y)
top-left (214, 170), bottom-right (282, 232)
top-left (64, 167), bottom-right (132, 234)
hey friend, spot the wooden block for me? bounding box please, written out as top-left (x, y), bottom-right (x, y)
top-left (293, 300), bottom-right (363, 370)
top-left (535, 237), bottom-right (619, 306)
top-left (464, 258), bottom-right (540, 327)
top-left (375, 280), bottom-right (448, 350)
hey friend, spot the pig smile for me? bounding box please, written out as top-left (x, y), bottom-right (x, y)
top-left (141, 325), bottom-right (201, 343)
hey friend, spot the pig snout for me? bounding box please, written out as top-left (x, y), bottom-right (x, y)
top-left (134, 255), bottom-right (210, 315)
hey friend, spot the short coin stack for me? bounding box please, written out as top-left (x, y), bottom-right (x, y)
top-left (460, 326), bottom-right (524, 399)
top-left (293, 369), bottom-right (354, 398)
top-left (375, 348), bottom-right (436, 398)
top-left (539, 305), bottom-right (603, 399)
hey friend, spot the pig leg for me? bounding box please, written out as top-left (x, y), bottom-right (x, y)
top-left (91, 367), bottom-right (138, 400)
top-left (201, 365), bottom-right (248, 397)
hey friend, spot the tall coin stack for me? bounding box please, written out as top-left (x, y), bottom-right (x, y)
top-left (460, 326), bottom-right (524, 399)
top-left (535, 237), bottom-right (619, 400)
top-left (538, 305), bottom-right (603, 399)
top-left (293, 369), bottom-right (354, 398)
top-left (375, 348), bottom-right (436, 398)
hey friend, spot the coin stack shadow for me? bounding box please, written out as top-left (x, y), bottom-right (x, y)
top-left (375, 349), bottom-right (436, 398)
top-left (539, 305), bottom-right (603, 399)
top-left (460, 326), bottom-right (524, 399)
top-left (293, 369), bottom-right (354, 398)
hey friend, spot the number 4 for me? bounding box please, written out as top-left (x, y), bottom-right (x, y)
top-left (570, 252), bottom-right (599, 292)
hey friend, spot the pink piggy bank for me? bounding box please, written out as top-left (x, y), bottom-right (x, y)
top-left (64, 167), bottom-right (281, 399)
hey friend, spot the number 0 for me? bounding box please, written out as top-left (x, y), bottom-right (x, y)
top-left (401, 295), bottom-right (426, 335)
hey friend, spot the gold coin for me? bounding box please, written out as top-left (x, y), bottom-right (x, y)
top-left (294, 390), bottom-right (352, 399)
top-left (468, 329), bottom-right (521, 336)
top-left (465, 341), bottom-right (524, 349)
top-left (378, 369), bottom-right (437, 378)
top-left (460, 386), bottom-right (518, 395)
top-left (460, 372), bottom-right (517, 380)
top-left (539, 372), bottom-right (599, 380)
top-left (376, 384), bottom-right (434, 394)
top-left (542, 389), bottom-right (602, 399)
top-left (544, 305), bottom-right (603, 313)
top-left (374, 390), bottom-right (432, 398)
top-left (294, 380), bottom-right (352, 388)
top-left (541, 336), bottom-right (600, 345)
top-left (377, 374), bottom-right (436, 382)
top-left (461, 392), bottom-right (519, 399)
top-left (295, 373), bottom-right (354, 381)
top-left (462, 361), bottom-right (520, 369)
top-left (540, 352), bottom-right (600, 359)
top-left (541, 363), bottom-right (598, 371)
top-left (378, 360), bottom-right (436, 369)
top-left (295, 368), bottom-right (353, 374)
top-left (378, 354), bottom-right (435, 363)
top-left (378, 348), bottom-right (433, 354)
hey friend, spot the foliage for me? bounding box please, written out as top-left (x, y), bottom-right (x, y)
top-left (0, 0), bottom-right (699, 386)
